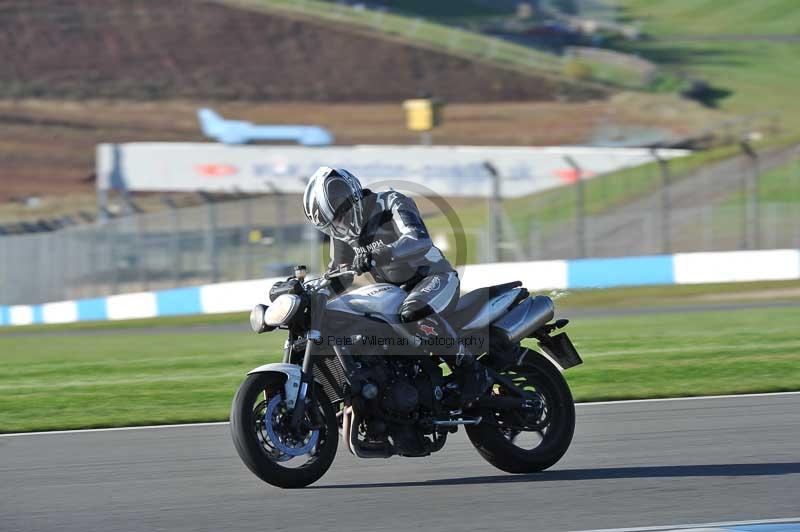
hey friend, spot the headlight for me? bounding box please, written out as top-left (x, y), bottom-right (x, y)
top-left (249, 304), bottom-right (269, 334)
top-left (264, 294), bottom-right (302, 327)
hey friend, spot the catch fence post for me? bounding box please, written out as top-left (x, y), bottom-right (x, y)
top-left (651, 148), bottom-right (672, 254)
top-left (134, 212), bottom-right (148, 291)
top-left (565, 156), bottom-right (586, 259)
top-left (268, 184), bottom-right (287, 251)
top-left (243, 195), bottom-right (254, 280)
top-left (483, 162), bottom-right (502, 263)
top-left (163, 197), bottom-right (182, 286)
top-left (108, 219), bottom-right (119, 295)
top-left (200, 193), bottom-right (220, 284)
top-left (740, 141), bottom-right (760, 249)
top-left (304, 218), bottom-right (321, 274)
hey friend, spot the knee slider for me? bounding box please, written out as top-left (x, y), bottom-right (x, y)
top-left (399, 306), bottom-right (416, 323)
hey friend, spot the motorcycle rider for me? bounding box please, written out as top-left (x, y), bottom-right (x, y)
top-left (302, 166), bottom-right (490, 402)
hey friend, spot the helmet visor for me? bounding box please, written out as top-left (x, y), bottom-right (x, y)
top-left (329, 202), bottom-right (358, 239)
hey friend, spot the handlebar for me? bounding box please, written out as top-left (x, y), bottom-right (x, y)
top-left (301, 268), bottom-right (358, 291)
top-left (324, 269), bottom-right (358, 280)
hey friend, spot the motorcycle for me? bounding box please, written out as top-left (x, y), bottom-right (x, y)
top-left (230, 266), bottom-right (583, 488)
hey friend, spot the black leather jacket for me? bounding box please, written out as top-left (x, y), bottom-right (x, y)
top-left (328, 189), bottom-right (453, 291)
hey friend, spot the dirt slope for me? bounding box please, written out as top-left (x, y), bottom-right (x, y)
top-left (0, 0), bottom-right (604, 102)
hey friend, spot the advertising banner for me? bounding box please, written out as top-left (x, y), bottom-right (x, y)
top-left (96, 143), bottom-right (688, 198)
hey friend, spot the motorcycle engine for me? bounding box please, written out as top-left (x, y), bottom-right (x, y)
top-left (382, 378), bottom-right (419, 415)
top-left (362, 357), bottom-right (444, 457)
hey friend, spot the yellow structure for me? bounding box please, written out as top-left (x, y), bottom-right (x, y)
top-left (402, 98), bottom-right (442, 132)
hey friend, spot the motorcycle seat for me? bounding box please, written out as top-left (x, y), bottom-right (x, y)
top-left (448, 281), bottom-right (524, 327)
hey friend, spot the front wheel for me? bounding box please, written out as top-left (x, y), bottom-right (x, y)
top-left (230, 372), bottom-right (338, 488)
top-left (466, 351), bottom-right (575, 474)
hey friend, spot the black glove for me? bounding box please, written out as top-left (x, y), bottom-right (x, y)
top-left (351, 252), bottom-right (374, 275)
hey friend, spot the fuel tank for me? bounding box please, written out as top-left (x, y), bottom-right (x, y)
top-left (327, 283), bottom-right (407, 319)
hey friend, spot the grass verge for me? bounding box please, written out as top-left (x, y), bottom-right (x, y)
top-left (2, 287), bottom-right (798, 432)
top-left (557, 279), bottom-right (800, 310)
top-left (613, 0), bottom-right (800, 131)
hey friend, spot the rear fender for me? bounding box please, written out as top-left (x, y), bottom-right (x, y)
top-left (247, 362), bottom-right (302, 408)
top-left (535, 332), bottom-right (583, 371)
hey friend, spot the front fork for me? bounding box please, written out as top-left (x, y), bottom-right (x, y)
top-left (289, 288), bottom-right (330, 430)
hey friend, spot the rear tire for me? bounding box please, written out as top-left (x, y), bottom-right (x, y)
top-left (466, 352), bottom-right (575, 474)
top-left (230, 373), bottom-right (338, 488)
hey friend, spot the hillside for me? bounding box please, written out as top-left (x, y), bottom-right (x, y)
top-left (611, 0), bottom-right (800, 130)
top-left (0, 0), bottom-right (746, 216)
top-left (0, 0), bottom-right (604, 102)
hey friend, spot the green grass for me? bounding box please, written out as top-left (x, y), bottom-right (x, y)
top-left (615, 0), bottom-right (800, 36)
top-left (613, 0), bottom-right (800, 130)
top-left (2, 285), bottom-right (799, 432)
top-left (563, 306), bottom-right (800, 400)
top-left (557, 279), bottom-right (800, 310)
top-left (0, 312), bottom-right (251, 334)
top-left (0, 331), bottom-right (275, 432)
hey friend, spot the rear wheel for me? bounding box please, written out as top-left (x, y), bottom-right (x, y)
top-left (230, 372), bottom-right (338, 488)
top-left (466, 351), bottom-right (575, 474)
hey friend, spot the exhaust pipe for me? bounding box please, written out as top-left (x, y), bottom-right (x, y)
top-left (490, 295), bottom-right (554, 345)
top-left (342, 406), bottom-right (393, 459)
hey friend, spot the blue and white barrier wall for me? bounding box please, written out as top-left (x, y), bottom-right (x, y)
top-left (2, 249), bottom-right (798, 327)
top-left (462, 249), bottom-right (800, 292)
top-left (0, 278), bottom-right (284, 327)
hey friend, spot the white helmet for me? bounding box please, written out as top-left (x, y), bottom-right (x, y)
top-left (303, 166), bottom-right (364, 240)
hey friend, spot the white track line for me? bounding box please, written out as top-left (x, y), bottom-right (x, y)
top-left (1, 391), bottom-right (799, 438)
top-left (577, 390), bottom-right (800, 407)
top-left (0, 421), bottom-right (229, 438)
top-left (564, 516), bottom-right (800, 532)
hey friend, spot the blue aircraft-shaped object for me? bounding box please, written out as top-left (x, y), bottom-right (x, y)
top-left (197, 108), bottom-right (334, 146)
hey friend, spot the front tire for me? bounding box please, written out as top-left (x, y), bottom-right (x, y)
top-left (466, 351), bottom-right (575, 474)
top-left (230, 372), bottom-right (338, 488)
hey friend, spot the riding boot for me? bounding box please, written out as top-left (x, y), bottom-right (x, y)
top-left (455, 346), bottom-right (492, 405)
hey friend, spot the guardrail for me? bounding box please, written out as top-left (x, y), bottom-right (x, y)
top-left (2, 249), bottom-right (798, 327)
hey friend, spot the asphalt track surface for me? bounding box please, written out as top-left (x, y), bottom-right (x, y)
top-left (2, 393), bottom-right (799, 532)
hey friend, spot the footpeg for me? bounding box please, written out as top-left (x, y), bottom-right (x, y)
top-left (432, 416), bottom-right (482, 426)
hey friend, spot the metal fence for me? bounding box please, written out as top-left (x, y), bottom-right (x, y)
top-left (524, 202), bottom-right (800, 260)
top-left (500, 143), bottom-right (800, 262)
top-left (0, 191), bottom-right (496, 305)
top-left (1, 144), bottom-right (799, 305)
top-left (0, 196), bottom-right (321, 305)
